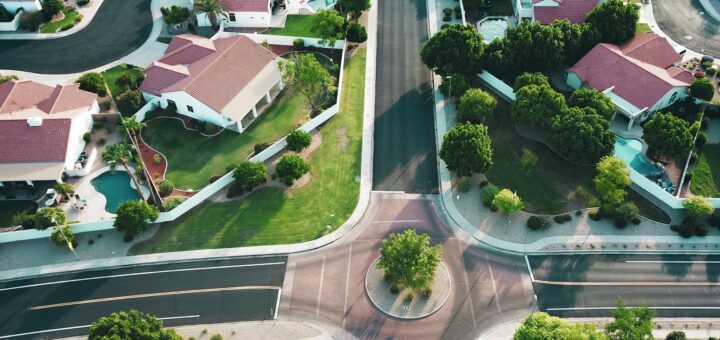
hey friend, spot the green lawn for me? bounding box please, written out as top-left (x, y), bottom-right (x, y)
top-left (40, 11), bottom-right (79, 33)
top-left (0, 200), bottom-right (36, 227)
top-left (636, 23), bottom-right (652, 33)
top-left (101, 64), bottom-right (144, 100)
top-left (487, 0), bottom-right (515, 15)
top-left (267, 15), bottom-right (321, 38)
top-left (142, 88), bottom-right (308, 190)
top-left (691, 144), bottom-right (720, 197)
top-left (133, 50), bottom-right (366, 253)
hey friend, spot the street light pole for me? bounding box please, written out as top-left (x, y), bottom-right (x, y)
top-left (52, 218), bottom-right (79, 260)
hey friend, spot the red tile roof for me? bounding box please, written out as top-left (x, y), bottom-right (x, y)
top-left (568, 34), bottom-right (692, 110)
top-left (220, 0), bottom-right (270, 12)
top-left (619, 32), bottom-right (682, 68)
top-left (140, 34), bottom-right (278, 113)
top-left (0, 119), bottom-right (71, 163)
top-left (0, 80), bottom-right (96, 115)
top-left (533, 0), bottom-right (598, 24)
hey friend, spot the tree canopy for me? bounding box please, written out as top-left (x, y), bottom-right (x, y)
top-left (594, 155), bottom-right (631, 206)
top-left (116, 90), bottom-right (144, 116)
top-left (50, 225), bottom-right (75, 247)
top-left (457, 88), bottom-right (496, 123)
top-left (339, 0), bottom-right (371, 19)
top-left (377, 229), bottom-right (442, 290)
top-left (346, 22), bottom-right (368, 44)
top-left (642, 112), bottom-right (694, 160)
top-left (114, 201), bottom-right (160, 239)
top-left (514, 312), bottom-right (606, 340)
top-left (683, 195), bottom-right (715, 218)
top-left (549, 107), bottom-right (615, 165)
top-left (513, 72), bottom-right (550, 91)
top-left (286, 130), bottom-right (313, 152)
top-left (233, 161), bottom-right (267, 190)
top-left (492, 189), bottom-right (524, 215)
top-left (89, 310), bottom-right (181, 340)
top-left (421, 24), bottom-right (484, 77)
top-left (312, 9), bottom-right (346, 49)
top-left (568, 88), bottom-right (616, 121)
top-left (511, 84), bottom-right (567, 130)
top-left (193, 0), bottom-right (227, 27)
top-left (276, 154), bottom-right (310, 186)
top-left (439, 123), bottom-right (493, 176)
top-left (76, 72), bottom-right (107, 97)
top-left (160, 6), bottom-right (190, 25)
top-left (586, 0), bottom-right (639, 44)
top-left (279, 53), bottom-right (337, 110)
top-left (605, 299), bottom-right (655, 340)
top-left (690, 78), bottom-right (715, 101)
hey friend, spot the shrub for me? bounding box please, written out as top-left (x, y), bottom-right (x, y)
top-left (599, 204), bottom-right (615, 218)
top-left (157, 180), bottom-right (173, 197)
top-left (163, 196), bottom-right (186, 210)
top-left (440, 24), bottom-right (449, 30)
top-left (202, 122), bottom-right (216, 134)
top-left (77, 72), bottom-right (108, 96)
top-left (527, 216), bottom-right (550, 230)
top-left (685, 171), bottom-right (693, 182)
top-left (702, 116), bottom-right (710, 130)
top-left (553, 215), bottom-right (566, 224)
top-left (442, 16), bottom-right (452, 22)
top-left (83, 132), bottom-right (91, 142)
top-left (276, 154), bottom-right (310, 186)
top-left (100, 101), bottom-right (111, 111)
top-left (19, 11), bottom-right (45, 32)
top-left (390, 285), bottom-right (400, 294)
top-left (208, 175), bottom-right (221, 183)
top-left (422, 287), bottom-right (433, 297)
top-left (689, 152), bottom-right (699, 164)
top-left (438, 74), bottom-right (469, 99)
top-left (286, 130), bottom-right (312, 152)
top-left (160, 5), bottom-right (190, 25)
top-left (708, 213), bottom-right (720, 228)
top-left (481, 184), bottom-right (500, 207)
top-left (615, 202), bottom-right (639, 222)
top-left (695, 224), bottom-right (710, 236)
top-left (562, 214), bottom-right (572, 222)
top-left (443, 8), bottom-right (452, 15)
top-left (479, 180), bottom-right (489, 187)
top-left (76, 0), bottom-right (89, 6)
top-left (226, 181), bottom-right (245, 198)
top-left (679, 223), bottom-right (695, 238)
top-left (346, 23), bottom-right (368, 44)
top-left (458, 178), bottom-right (471, 193)
top-left (254, 142), bottom-right (270, 155)
top-left (708, 68), bottom-right (718, 76)
top-left (50, 225), bottom-right (75, 246)
top-left (293, 38), bottom-right (304, 49)
top-left (152, 153), bottom-right (162, 165)
top-left (589, 210), bottom-right (602, 221)
top-left (613, 216), bottom-right (628, 229)
top-left (696, 131), bottom-right (708, 147)
top-left (225, 163), bottom-right (237, 173)
top-left (631, 217), bottom-right (641, 225)
top-left (12, 209), bottom-right (36, 229)
top-left (232, 161), bottom-right (267, 190)
top-left (116, 90), bottom-right (143, 115)
top-left (209, 335), bottom-right (222, 340)
top-left (670, 224), bottom-right (680, 232)
top-left (702, 61), bottom-right (713, 69)
top-left (41, 0), bottom-right (64, 21)
top-left (454, 6), bottom-right (461, 13)
top-left (576, 210), bottom-right (583, 216)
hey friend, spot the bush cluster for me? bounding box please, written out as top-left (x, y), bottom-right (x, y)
top-left (674, 216), bottom-right (710, 238)
top-left (157, 180), bottom-right (174, 197)
top-left (481, 183), bottom-right (500, 208)
top-left (527, 216), bottom-right (551, 230)
top-left (553, 214), bottom-right (572, 224)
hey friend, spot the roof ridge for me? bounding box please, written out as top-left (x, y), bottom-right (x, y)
top-left (182, 37), bottom-right (242, 93)
top-left (0, 81), bottom-right (19, 114)
top-left (45, 85), bottom-right (65, 114)
top-left (160, 37), bottom-right (215, 64)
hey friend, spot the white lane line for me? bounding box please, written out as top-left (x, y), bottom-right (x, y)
top-left (547, 306), bottom-right (720, 311)
top-left (626, 261), bottom-right (720, 264)
top-left (316, 256), bottom-right (326, 316)
top-left (0, 315), bottom-right (200, 339)
top-left (524, 255), bottom-right (535, 282)
top-left (371, 220), bottom-right (424, 224)
top-left (534, 280), bottom-right (720, 286)
top-left (274, 288), bottom-right (282, 320)
top-left (342, 243), bottom-right (353, 328)
top-left (0, 262), bottom-right (285, 293)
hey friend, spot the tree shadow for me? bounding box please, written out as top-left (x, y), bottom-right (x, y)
top-left (660, 253), bottom-right (692, 279)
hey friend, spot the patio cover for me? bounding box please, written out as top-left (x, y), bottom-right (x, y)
top-left (0, 162), bottom-right (64, 182)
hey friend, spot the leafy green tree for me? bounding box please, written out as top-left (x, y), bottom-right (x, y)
top-left (683, 195), bottom-right (715, 218)
top-left (501, 22), bottom-right (565, 75)
top-left (492, 189), bottom-right (524, 215)
top-left (41, 0), bottom-right (64, 21)
top-left (50, 225), bottom-right (75, 247)
top-left (339, 0), bottom-right (370, 19)
top-left (549, 107), bottom-right (615, 165)
top-left (568, 88), bottom-right (615, 121)
top-left (690, 78), bottom-right (715, 101)
top-left (276, 154), bottom-right (310, 186)
top-left (550, 20), bottom-right (599, 65)
top-left (286, 130), bottom-right (313, 152)
top-left (114, 201), bottom-right (160, 239)
top-left (377, 229), bottom-right (442, 290)
top-left (457, 89), bottom-right (496, 123)
top-left (233, 161), bottom-right (267, 190)
top-left (605, 299), bottom-right (655, 340)
top-left (586, 0), bottom-right (639, 44)
top-left (279, 53), bottom-right (337, 110)
top-left (193, 0), bottom-right (227, 27)
top-left (76, 72), bottom-right (107, 97)
top-left (116, 72), bottom-right (138, 91)
top-left (512, 84), bottom-right (567, 129)
top-left (346, 22), bottom-right (367, 44)
top-left (312, 9), bottom-right (346, 50)
top-left (121, 117), bottom-right (157, 206)
top-left (513, 72), bottom-right (550, 91)
top-left (642, 113), bottom-right (694, 160)
top-left (18, 11), bottom-right (44, 31)
top-left (421, 24), bottom-right (484, 77)
top-left (89, 310), bottom-right (181, 340)
top-left (615, 201), bottom-right (639, 222)
top-left (54, 182), bottom-right (75, 201)
top-left (160, 6), bottom-right (190, 25)
top-left (481, 39), bottom-right (508, 76)
top-left (665, 331), bottom-right (687, 340)
top-left (594, 156), bottom-right (631, 206)
top-left (116, 90), bottom-right (144, 115)
top-left (514, 312), bottom-right (606, 340)
top-left (102, 142), bottom-right (145, 200)
top-left (0, 74), bottom-right (18, 84)
top-left (439, 123), bottom-right (493, 176)
top-left (438, 74), bottom-right (470, 99)
top-left (35, 207), bottom-right (66, 229)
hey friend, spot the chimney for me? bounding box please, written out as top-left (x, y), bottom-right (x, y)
top-left (27, 117), bottom-right (43, 127)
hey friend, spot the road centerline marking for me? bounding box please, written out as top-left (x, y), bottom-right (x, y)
top-left (625, 260), bottom-right (720, 264)
top-left (534, 280), bottom-right (720, 286)
top-left (30, 286), bottom-right (281, 310)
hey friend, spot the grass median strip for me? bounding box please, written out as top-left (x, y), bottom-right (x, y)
top-left (133, 49), bottom-right (367, 252)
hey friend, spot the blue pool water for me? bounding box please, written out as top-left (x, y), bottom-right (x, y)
top-left (91, 171), bottom-right (141, 213)
top-left (614, 137), bottom-right (659, 175)
top-left (479, 19), bottom-right (508, 43)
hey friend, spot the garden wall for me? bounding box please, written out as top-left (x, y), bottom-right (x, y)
top-left (0, 12), bottom-right (21, 32)
top-left (478, 71), bottom-right (516, 102)
top-left (216, 31), bottom-right (346, 49)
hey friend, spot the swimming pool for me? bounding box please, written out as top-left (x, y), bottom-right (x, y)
top-left (91, 171), bottom-right (141, 213)
top-left (614, 136), bottom-right (659, 175)
top-left (478, 18), bottom-right (508, 43)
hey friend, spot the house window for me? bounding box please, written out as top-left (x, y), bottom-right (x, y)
top-left (167, 99), bottom-right (176, 108)
top-left (229, 13), bottom-right (236, 21)
top-left (669, 92), bottom-right (678, 104)
top-left (187, 105), bottom-right (194, 113)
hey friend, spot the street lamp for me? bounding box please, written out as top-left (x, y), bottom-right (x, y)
top-left (52, 218), bottom-right (79, 260)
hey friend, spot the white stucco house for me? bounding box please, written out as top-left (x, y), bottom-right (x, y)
top-left (196, 0), bottom-right (273, 28)
top-left (513, 0), bottom-right (600, 24)
top-left (0, 80), bottom-right (99, 185)
top-left (566, 33), bottom-right (694, 129)
top-left (139, 34), bottom-right (284, 133)
top-left (0, 0), bottom-right (41, 13)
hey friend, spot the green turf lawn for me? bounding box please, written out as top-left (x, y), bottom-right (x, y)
top-left (40, 11), bottom-right (79, 33)
top-left (0, 200), bottom-right (36, 227)
top-left (133, 50), bottom-right (366, 253)
top-left (101, 64), bottom-right (145, 99)
top-left (690, 144), bottom-right (720, 197)
top-left (483, 89), bottom-right (670, 222)
top-left (141, 88), bottom-right (309, 190)
top-left (636, 23), bottom-right (652, 33)
top-left (267, 15), bottom-right (320, 38)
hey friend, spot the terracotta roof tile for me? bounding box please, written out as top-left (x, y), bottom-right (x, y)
top-left (220, 0), bottom-right (270, 12)
top-left (619, 32), bottom-right (681, 68)
top-left (0, 80), bottom-right (95, 116)
top-left (0, 119), bottom-right (71, 163)
top-left (534, 0), bottom-right (598, 24)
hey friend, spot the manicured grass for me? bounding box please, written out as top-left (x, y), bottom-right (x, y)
top-left (690, 144), bottom-right (720, 197)
top-left (40, 11), bottom-right (80, 33)
top-left (142, 88), bottom-right (309, 190)
top-left (134, 50), bottom-right (366, 252)
top-left (267, 15), bottom-right (320, 38)
top-left (101, 64), bottom-right (144, 100)
top-left (636, 23), bottom-right (652, 33)
top-left (486, 0), bottom-right (515, 15)
top-left (0, 200), bottom-right (36, 227)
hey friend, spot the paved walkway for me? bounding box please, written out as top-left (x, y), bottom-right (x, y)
top-left (0, 0), bottom-right (104, 40)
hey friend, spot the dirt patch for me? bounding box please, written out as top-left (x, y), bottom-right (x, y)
top-left (336, 128), bottom-right (348, 151)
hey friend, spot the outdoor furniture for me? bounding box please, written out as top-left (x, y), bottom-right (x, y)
top-left (43, 189), bottom-right (58, 207)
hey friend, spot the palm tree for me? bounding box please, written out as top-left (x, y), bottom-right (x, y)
top-left (54, 182), bottom-right (75, 202)
top-left (102, 142), bottom-right (145, 201)
top-left (121, 118), bottom-right (158, 206)
top-left (193, 0), bottom-right (228, 28)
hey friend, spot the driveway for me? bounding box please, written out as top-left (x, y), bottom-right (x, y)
top-left (653, 0), bottom-right (720, 58)
top-left (373, 0), bottom-right (439, 194)
top-left (0, 0), bottom-right (153, 74)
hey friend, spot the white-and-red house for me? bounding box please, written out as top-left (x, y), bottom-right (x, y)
top-left (566, 33), bottom-right (694, 129)
top-left (514, 0), bottom-right (601, 24)
top-left (196, 0), bottom-right (273, 28)
top-left (0, 80), bottom-right (99, 184)
top-left (139, 34), bottom-right (284, 133)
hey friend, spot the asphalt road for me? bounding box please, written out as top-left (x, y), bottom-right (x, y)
top-left (0, 256), bottom-right (287, 339)
top-left (373, 0), bottom-right (439, 194)
top-left (653, 0), bottom-right (720, 58)
top-left (529, 254), bottom-right (720, 318)
top-left (0, 0), bottom-right (153, 74)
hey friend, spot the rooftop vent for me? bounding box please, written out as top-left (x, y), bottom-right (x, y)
top-left (27, 117), bottom-right (43, 127)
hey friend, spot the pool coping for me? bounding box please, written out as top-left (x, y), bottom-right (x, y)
top-left (88, 166), bottom-right (151, 214)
